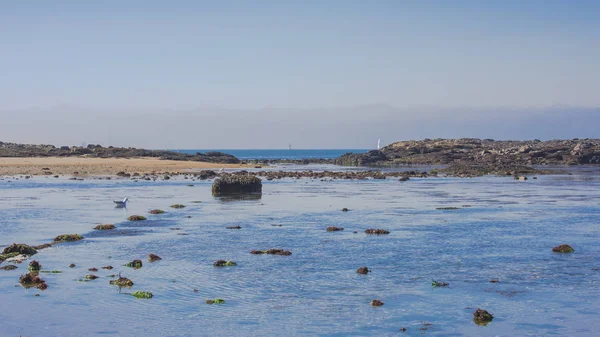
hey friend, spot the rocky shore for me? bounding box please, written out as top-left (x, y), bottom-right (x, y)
top-left (0, 142), bottom-right (239, 164)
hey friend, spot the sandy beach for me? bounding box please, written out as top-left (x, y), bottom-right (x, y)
top-left (0, 157), bottom-right (250, 176)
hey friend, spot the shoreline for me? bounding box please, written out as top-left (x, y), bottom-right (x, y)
top-left (0, 157), bottom-right (250, 176)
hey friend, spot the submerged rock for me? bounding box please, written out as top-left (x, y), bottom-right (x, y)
top-left (85, 274), bottom-right (99, 280)
top-left (149, 209), bottom-right (165, 214)
top-left (28, 260), bottom-right (42, 271)
top-left (148, 254), bottom-right (162, 262)
top-left (127, 215), bottom-right (147, 221)
top-left (170, 204), bottom-right (185, 209)
top-left (32, 243), bottom-right (53, 250)
top-left (226, 225), bottom-right (242, 229)
top-left (552, 244), bottom-right (575, 253)
top-left (206, 298), bottom-right (225, 304)
top-left (370, 299), bottom-right (384, 307)
top-left (432, 280), bottom-right (449, 287)
top-left (0, 265), bottom-right (18, 271)
top-left (342, 208), bottom-right (349, 212)
top-left (213, 260), bottom-right (237, 267)
top-left (212, 175), bottom-right (262, 196)
top-left (110, 274), bottom-right (134, 287)
top-left (125, 260), bottom-right (143, 268)
top-left (131, 291), bottom-right (153, 299)
top-left (69, 263), bottom-right (76, 268)
top-left (436, 207), bottom-right (460, 210)
top-left (2, 243), bottom-right (37, 256)
top-left (19, 272), bottom-right (48, 290)
top-left (94, 224), bottom-right (116, 230)
top-left (365, 229), bottom-right (390, 235)
top-left (250, 249), bottom-right (292, 256)
top-left (326, 226), bottom-right (344, 232)
top-left (473, 308), bottom-right (494, 325)
top-left (101, 266), bottom-right (113, 270)
top-left (53, 234), bottom-right (83, 242)
top-left (88, 268), bottom-right (98, 272)
top-left (357, 267), bottom-right (370, 274)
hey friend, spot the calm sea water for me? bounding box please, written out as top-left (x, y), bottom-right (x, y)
top-left (174, 149), bottom-right (368, 160)
top-left (1, 166), bottom-right (599, 336)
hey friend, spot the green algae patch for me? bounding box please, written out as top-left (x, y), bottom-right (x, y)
top-left (40, 270), bottom-right (62, 274)
top-left (213, 260), bottom-right (237, 267)
top-left (170, 204), bottom-right (186, 209)
top-left (131, 291), bottom-right (153, 299)
top-left (149, 209), bottom-right (165, 214)
top-left (128, 215), bottom-right (147, 221)
top-left (2, 243), bottom-right (37, 256)
top-left (0, 252), bottom-right (22, 263)
top-left (94, 224), bottom-right (116, 230)
top-left (125, 260), bottom-right (143, 269)
top-left (552, 244), bottom-right (574, 253)
top-left (206, 298), bottom-right (225, 304)
top-left (0, 265), bottom-right (18, 271)
top-left (53, 234), bottom-right (83, 242)
top-left (28, 260), bottom-right (42, 272)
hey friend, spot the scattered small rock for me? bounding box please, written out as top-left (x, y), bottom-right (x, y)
top-left (250, 249), bottom-right (292, 256)
top-left (213, 260), bottom-right (237, 267)
top-left (2, 243), bottom-right (37, 256)
top-left (131, 291), bottom-right (153, 299)
top-left (127, 215), bottom-right (147, 221)
top-left (19, 272), bottom-right (47, 290)
top-left (125, 260), bottom-right (143, 268)
top-left (149, 209), bottom-right (165, 214)
top-left (53, 234), bottom-right (83, 242)
top-left (94, 224), bottom-right (116, 230)
top-left (432, 280), bottom-right (449, 287)
top-left (365, 229), bottom-right (390, 235)
top-left (226, 225), bottom-right (241, 229)
top-left (101, 266), bottom-right (113, 270)
top-left (170, 204), bottom-right (185, 209)
top-left (473, 308), bottom-right (494, 325)
top-left (342, 208), bottom-right (349, 212)
top-left (110, 273), bottom-right (134, 287)
top-left (436, 207), bottom-right (460, 210)
top-left (206, 298), bottom-right (225, 304)
top-left (370, 299), bottom-right (384, 306)
top-left (85, 274), bottom-right (99, 280)
top-left (326, 226), bottom-right (344, 232)
top-left (148, 254), bottom-right (162, 262)
top-left (552, 244), bottom-right (574, 253)
top-left (88, 268), bottom-right (98, 272)
top-left (28, 260), bottom-right (41, 271)
top-left (0, 265), bottom-right (18, 271)
top-left (357, 267), bottom-right (370, 274)
top-left (69, 263), bottom-right (76, 268)
top-left (489, 279), bottom-right (500, 283)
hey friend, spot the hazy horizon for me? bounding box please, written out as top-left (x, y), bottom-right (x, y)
top-left (1, 1), bottom-right (599, 148)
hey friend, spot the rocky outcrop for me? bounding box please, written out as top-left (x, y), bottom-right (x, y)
top-left (0, 142), bottom-right (240, 164)
top-left (212, 174), bottom-right (262, 196)
top-left (334, 138), bottom-right (600, 167)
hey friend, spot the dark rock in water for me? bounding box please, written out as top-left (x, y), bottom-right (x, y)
top-left (88, 268), bottom-right (98, 272)
top-left (489, 279), bottom-right (500, 283)
top-left (32, 243), bottom-right (53, 250)
top-left (436, 207), bottom-right (460, 210)
top-left (552, 244), bottom-right (574, 253)
top-left (197, 170), bottom-right (217, 180)
top-left (149, 209), bottom-right (165, 214)
top-left (1, 265), bottom-right (18, 271)
top-left (101, 265), bottom-right (113, 270)
top-left (473, 308), bottom-right (494, 325)
top-left (28, 260), bottom-right (42, 271)
top-left (170, 204), bottom-right (185, 209)
top-left (357, 267), bottom-right (370, 274)
top-left (128, 215), bottom-right (147, 221)
top-left (341, 208), bottom-right (349, 212)
top-left (226, 225), bottom-right (241, 229)
top-left (206, 298), bottom-right (225, 304)
top-left (213, 260), bottom-right (237, 267)
top-left (432, 280), bottom-right (449, 287)
top-left (94, 224), bottom-right (116, 230)
top-left (365, 229), bottom-right (390, 235)
top-left (326, 226), bottom-right (344, 232)
top-left (69, 263), bottom-right (76, 268)
top-left (110, 274), bottom-right (134, 287)
top-left (212, 175), bottom-right (262, 196)
top-left (2, 243), bottom-right (37, 256)
top-left (19, 272), bottom-right (48, 290)
top-left (125, 260), bottom-right (143, 268)
top-left (370, 299), bottom-right (384, 307)
top-left (148, 254), bottom-right (162, 262)
top-left (53, 234), bottom-right (83, 242)
top-left (85, 274), bottom-right (99, 280)
top-left (250, 249), bottom-right (292, 256)
top-left (399, 176), bottom-right (410, 181)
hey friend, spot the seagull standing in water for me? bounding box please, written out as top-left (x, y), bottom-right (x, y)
top-left (114, 197), bottom-right (129, 208)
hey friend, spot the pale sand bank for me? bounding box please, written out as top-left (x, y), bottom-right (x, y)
top-left (0, 157), bottom-right (249, 176)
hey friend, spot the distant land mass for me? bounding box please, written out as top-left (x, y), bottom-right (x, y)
top-left (335, 138), bottom-right (600, 175)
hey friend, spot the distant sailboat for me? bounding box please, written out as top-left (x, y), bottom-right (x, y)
top-left (289, 142), bottom-right (292, 150)
top-left (377, 138), bottom-right (381, 150)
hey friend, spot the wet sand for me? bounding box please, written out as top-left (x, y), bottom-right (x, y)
top-left (0, 157), bottom-right (249, 175)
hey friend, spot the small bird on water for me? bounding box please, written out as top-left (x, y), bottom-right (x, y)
top-left (114, 197), bottom-right (129, 208)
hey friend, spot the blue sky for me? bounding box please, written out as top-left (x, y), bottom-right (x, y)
top-left (0, 1), bottom-right (598, 147)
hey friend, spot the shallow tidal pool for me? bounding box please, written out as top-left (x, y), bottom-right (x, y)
top-left (1, 168), bottom-right (599, 336)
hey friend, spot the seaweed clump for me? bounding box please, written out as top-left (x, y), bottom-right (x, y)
top-left (365, 229), bottom-right (390, 235)
top-left (28, 260), bottom-right (42, 271)
top-left (552, 244), bottom-right (574, 253)
top-left (326, 226), bottom-right (344, 232)
top-left (94, 224), bottom-right (116, 230)
top-left (357, 267), bottom-right (370, 274)
top-left (19, 272), bottom-right (48, 290)
top-left (131, 291), bottom-right (153, 299)
top-left (170, 204), bottom-right (185, 209)
top-left (206, 298), bottom-right (225, 304)
top-left (473, 308), bottom-right (494, 326)
top-left (128, 215), bottom-right (147, 221)
top-left (53, 234), bottom-right (83, 242)
top-left (213, 260), bottom-right (237, 267)
top-left (250, 249), bottom-right (292, 256)
top-left (149, 209), bottom-right (165, 214)
top-left (125, 260), bottom-right (143, 269)
top-left (148, 254), bottom-right (162, 262)
top-left (110, 273), bottom-right (134, 287)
